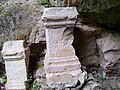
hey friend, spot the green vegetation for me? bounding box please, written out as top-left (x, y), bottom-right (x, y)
top-left (32, 84), bottom-right (41, 90)
top-left (24, 73), bottom-right (33, 85)
top-left (1, 74), bottom-right (7, 84)
top-left (37, 0), bottom-right (52, 7)
top-left (47, 87), bottom-right (53, 90)
top-left (37, 0), bottom-right (49, 5)
top-left (4, 12), bottom-right (13, 16)
top-left (0, 8), bottom-right (4, 13)
top-left (111, 87), bottom-right (118, 90)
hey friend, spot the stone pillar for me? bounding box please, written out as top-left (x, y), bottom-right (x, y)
top-left (42, 7), bottom-right (87, 89)
top-left (2, 40), bottom-right (30, 90)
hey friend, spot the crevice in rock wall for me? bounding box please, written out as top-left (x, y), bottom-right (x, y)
top-left (29, 42), bottom-right (46, 78)
top-left (73, 25), bottom-right (120, 89)
top-left (73, 27), bottom-right (100, 72)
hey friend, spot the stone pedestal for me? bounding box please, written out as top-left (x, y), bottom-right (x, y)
top-left (2, 40), bottom-right (30, 90)
top-left (42, 7), bottom-right (87, 89)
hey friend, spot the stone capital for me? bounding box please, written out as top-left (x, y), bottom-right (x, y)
top-left (2, 40), bottom-right (29, 60)
top-left (42, 7), bottom-right (78, 27)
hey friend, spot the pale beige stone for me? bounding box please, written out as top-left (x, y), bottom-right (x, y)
top-left (2, 40), bottom-right (30, 90)
top-left (42, 7), bottom-right (87, 89)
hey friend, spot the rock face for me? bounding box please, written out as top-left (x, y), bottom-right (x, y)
top-left (42, 7), bottom-right (87, 89)
top-left (50, 0), bottom-right (68, 7)
top-left (97, 33), bottom-right (120, 75)
top-left (81, 73), bottom-right (100, 90)
top-left (77, 0), bottom-right (120, 12)
top-left (0, 0), bottom-right (45, 75)
top-left (0, 0), bottom-right (120, 90)
top-left (1, 40), bottom-right (30, 90)
top-left (0, 0), bottom-right (45, 44)
top-left (73, 25), bottom-right (101, 68)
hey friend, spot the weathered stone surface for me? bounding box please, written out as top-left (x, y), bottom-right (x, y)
top-left (49, 0), bottom-right (80, 7)
top-left (29, 18), bottom-right (46, 43)
top-left (97, 34), bottom-right (120, 53)
top-left (1, 0), bottom-right (120, 90)
top-left (77, 0), bottom-right (120, 12)
top-left (73, 25), bottom-right (101, 67)
top-left (0, 1), bottom-right (45, 45)
top-left (99, 76), bottom-right (120, 90)
top-left (77, 2), bottom-right (120, 30)
top-left (42, 7), bottom-right (87, 89)
top-left (50, 0), bottom-right (68, 7)
top-left (2, 40), bottom-right (30, 90)
top-left (35, 67), bottom-right (45, 78)
top-left (0, 1), bottom-right (45, 75)
top-left (81, 73), bottom-right (100, 90)
top-left (8, 0), bottom-right (37, 5)
top-left (97, 34), bottom-right (120, 69)
top-left (33, 77), bottom-right (49, 90)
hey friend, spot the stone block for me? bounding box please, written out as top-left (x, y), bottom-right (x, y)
top-left (42, 7), bottom-right (87, 89)
top-left (2, 40), bottom-right (30, 90)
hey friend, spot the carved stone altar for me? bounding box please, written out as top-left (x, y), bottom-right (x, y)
top-left (42, 7), bottom-right (87, 89)
top-left (2, 40), bottom-right (30, 90)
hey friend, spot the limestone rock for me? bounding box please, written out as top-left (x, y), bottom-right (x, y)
top-left (97, 34), bottom-right (120, 53)
top-left (0, 1), bottom-right (45, 44)
top-left (97, 34), bottom-right (120, 69)
top-left (81, 74), bottom-right (100, 90)
top-left (77, 0), bottom-right (120, 12)
top-left (29, 17), bottom-right (46, 43)
top-left (35, 67), bottom-right (46, 78)
top-left (0, 1), bottom-right (45, 73)
top-left (7, 0), bottom-right (37, 5)
top-left (2, 40), bottom-right (30, 90)
top-left (101, 77), bottom-right (120, 89)
top-left (50, 0), bottom-right (68, 7)
top-left (33, 77), bottom-right (48, 90)
top-left (42, 7), bottom-right (87, 89)
top-left (49, 0), bottom-right (80, 7)
top-left (73, 25), bottom-right (101, 67)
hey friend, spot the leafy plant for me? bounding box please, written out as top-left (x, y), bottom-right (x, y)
top-left (0, 8), bottom-right (3, 13)
top-left (47, 87), bottom-right (53, 90)
top-left (37, 0), bottom-right (49, 5)
top-left (24, 73), bottom-right (33, 87)
top-left (37, 0), bottom-right (52, 7)
top-left (32, 84), bottom-right (41, 90)
top-left (4, 12), bottom-right (13, 16)
top-left (1, 74), bottom-right (7, 84)
top-left (111, 87), bottom-right (117, 90)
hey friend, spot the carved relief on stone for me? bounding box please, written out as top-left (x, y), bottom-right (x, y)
top-left (42, 7), bottom-right (87, 89)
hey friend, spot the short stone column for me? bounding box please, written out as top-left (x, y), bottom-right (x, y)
top-left (42, 7), bottom-right (87, 89)
top-left (2, 40), bottom-right (30, 90)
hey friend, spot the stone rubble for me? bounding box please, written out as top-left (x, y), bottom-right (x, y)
top-left (81, 73), bottom-right (100, 90)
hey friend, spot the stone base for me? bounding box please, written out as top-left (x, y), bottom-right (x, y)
top-left (44, 56), bottom-right (85, 88)
top-left (5, 83), bottom-right (26, 90)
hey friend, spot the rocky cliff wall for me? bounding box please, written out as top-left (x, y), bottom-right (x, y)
top-left (0, 0), bottom-right (120, 89)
